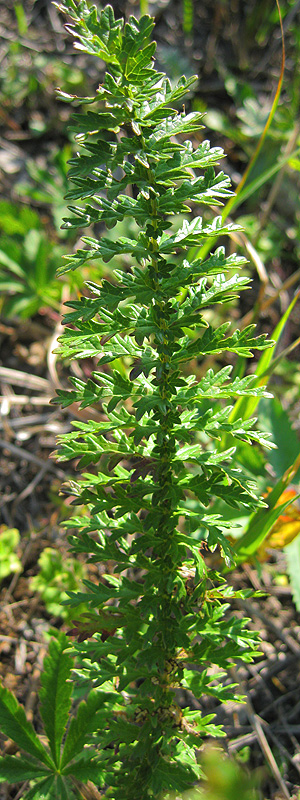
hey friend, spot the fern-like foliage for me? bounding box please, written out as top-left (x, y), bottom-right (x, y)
top-left (0, 3), bottom-right (275, 799)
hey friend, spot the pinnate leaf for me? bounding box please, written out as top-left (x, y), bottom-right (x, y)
top-left (60, 689), bottom-right (106, 768)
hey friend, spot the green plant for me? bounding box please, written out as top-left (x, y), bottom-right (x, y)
top-left (167, 743), bottom-right (260, 800)
top-left (0, 526), bottom-right (22, 581)
top-left (15, 145), bottom-right (76, 239)
top-left (211, 297), bottom-right (300, 563)
top-left (0, 632), bottom-right (110, 797)
top-left (30, 547), bottom-right (86, 619)
top-left (0, 3), bottom-right (276, 798)
top-left (0, 200), bottom-right (41, 237)
top-left (0, 226), bottom-right (63, 317)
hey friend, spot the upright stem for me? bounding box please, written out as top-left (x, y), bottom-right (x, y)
top-left (147, 197), bottom-right (178, 676)
top-left (125, 221), bottom-right (181, 799)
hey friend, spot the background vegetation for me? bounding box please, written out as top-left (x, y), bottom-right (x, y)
top-left (0, 1), bottom-right (300, 798)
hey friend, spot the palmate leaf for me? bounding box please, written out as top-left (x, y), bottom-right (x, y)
top-left (0, 684), bottom-right (53, 769)
top-left (123, 14), bottom-right (155, 59)
top-left (157, 74), bottom-right (197, 105)
top-left (39, 633), bottom-right (73, 767)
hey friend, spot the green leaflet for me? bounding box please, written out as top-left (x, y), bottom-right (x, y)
top-left (174, 324), bottom-right (271, 361)
top-left (0, 684), bottom-right (53, 769)
top-left (23, 773), bottom-right (76, 800)
top-left (158, 216), bottom-right (241, 252)
top-left (60, 688), bottom-right (113, 769)
top-left (39, 633), bottom-right (73, 767)
top-left (151, 758), bottom-right (201, 793)
top-left (0, 755), bottom-right (51, 782)
top-left (22, 776), bottom-right (58, 800)
top-left (62, 757), bottom-right (106, 782)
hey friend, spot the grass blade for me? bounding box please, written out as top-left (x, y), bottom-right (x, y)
top-left (285, 537), bottom-right (300, 611)
top-left (234, 453), bottom-right (300, 561)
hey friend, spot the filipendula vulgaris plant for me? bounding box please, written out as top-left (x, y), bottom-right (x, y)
top-left (1, 2), bottom-right (275, 798)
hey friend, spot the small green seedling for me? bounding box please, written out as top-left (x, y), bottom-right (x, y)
top-left (0, 527), bottom-right (22, 581)
top-left (30, 547), bottom-right (86, 619)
